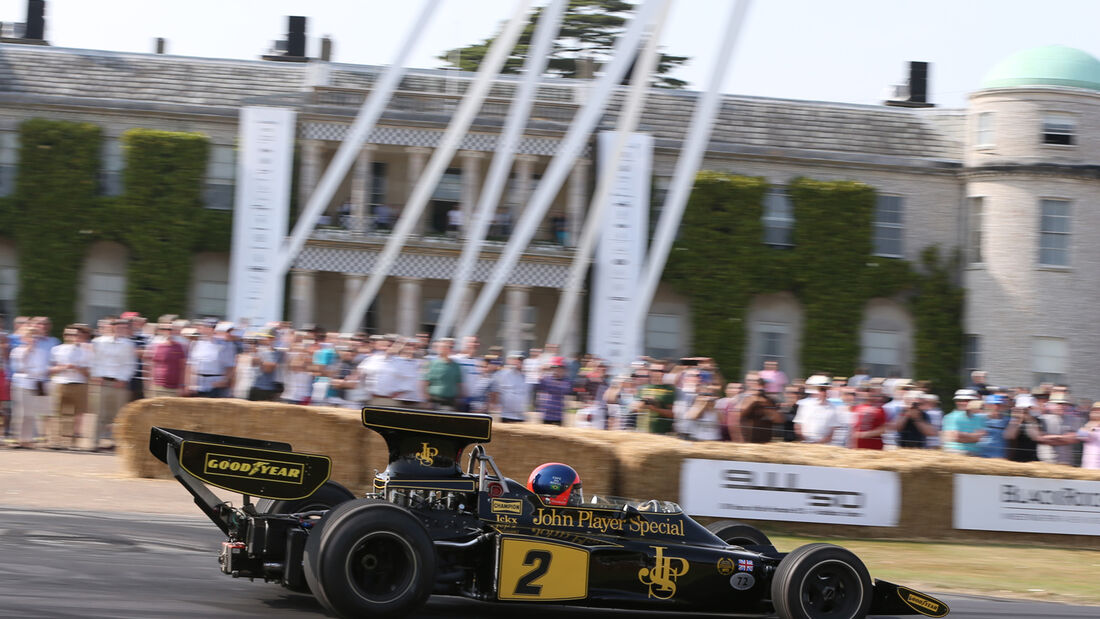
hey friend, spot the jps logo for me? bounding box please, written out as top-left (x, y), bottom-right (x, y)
top-left (637, 546), bottom-right (689, 600)
top-left (414, 442), bottom-right (439, 467)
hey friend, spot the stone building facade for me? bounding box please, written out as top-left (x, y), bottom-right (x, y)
top-left (2, 40), bottom-right (1099, 394)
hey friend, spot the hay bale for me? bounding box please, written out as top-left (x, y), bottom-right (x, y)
top-left (116, 398), bottom-right (382, 494)
top-left (477, 424), bottom-right (622, 497)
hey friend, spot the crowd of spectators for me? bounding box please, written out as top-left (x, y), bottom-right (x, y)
top-left (1, 315), bottom-right (1097, 470)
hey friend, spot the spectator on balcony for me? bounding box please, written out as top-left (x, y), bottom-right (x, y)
top-left (446, 206), bottom-right (463, 238)
top-left (551, 215), bottom-right (567, 245)
top-left (373, 204), bottom-right (394, 231)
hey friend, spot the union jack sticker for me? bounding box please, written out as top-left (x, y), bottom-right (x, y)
top-left (737, 559), bottom-right (754, 572)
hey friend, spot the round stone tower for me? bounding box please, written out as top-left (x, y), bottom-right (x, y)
top-left (964, 46), bottom-right (1100, 394)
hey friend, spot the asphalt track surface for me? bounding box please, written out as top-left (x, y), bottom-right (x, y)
top-left (0, 508), bottom-right (1096, 619)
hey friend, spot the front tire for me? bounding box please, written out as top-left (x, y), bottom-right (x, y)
top-left (771, 543), bottom-right (872, 619)
top-left (705, 520), bottom-right (773, 548)
top-left (303, 499), bottom-right (435, 619)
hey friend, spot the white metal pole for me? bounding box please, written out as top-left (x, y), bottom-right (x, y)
top-left (434, 0), bottom-right (567, 340)
top-left (339, 0), bottom-right (533, 334)
top-left (544, 0), bottom-right (671, 350)
top-left (457, 0), bottom-right (663, 340)
top-left (631, 0), bottom-right (753, 346)
top-left (275, 0), bottom-right (440, 278)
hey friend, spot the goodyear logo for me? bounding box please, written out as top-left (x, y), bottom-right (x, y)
top-left (491, 499), bottom-right (524, 515)
top-left (906, 593), bottom-right (941, 614)
top-left (203, 454), bottom-right (303, 484)
top-left (638, 546), bottom-right (689, 600)
top-left (414, 442), bottom-right (439, 467)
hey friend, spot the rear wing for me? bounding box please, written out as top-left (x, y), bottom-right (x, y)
top-left (150, 427), bottom-right (331, 534)
top-left (361, 406), bottom-right (491, 478)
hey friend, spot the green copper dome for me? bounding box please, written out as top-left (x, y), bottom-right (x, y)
top-left (981, 45), bottom-right (1100, 91)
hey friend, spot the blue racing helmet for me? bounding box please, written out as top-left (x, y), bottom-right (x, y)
top-left (527, 462), bottom-right (583, 506)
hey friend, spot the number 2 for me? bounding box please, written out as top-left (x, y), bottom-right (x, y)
top-left (514, 550), bottom-right (552, 595)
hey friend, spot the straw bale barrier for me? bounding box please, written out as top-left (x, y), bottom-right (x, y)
top-left (117, 401), bottom-right (620, 497)
top-left (117, 398), bottom-right (386, 495)
top-left (615, 438), bottom-right (1100, 549)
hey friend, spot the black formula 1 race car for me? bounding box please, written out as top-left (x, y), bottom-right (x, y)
top-left (150, 407), bottom-right (949, 619)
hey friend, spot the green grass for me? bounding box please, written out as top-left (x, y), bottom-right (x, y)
top-left (767, 533), bottom-right (1100, 605)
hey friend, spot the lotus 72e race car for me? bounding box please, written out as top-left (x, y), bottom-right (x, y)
top-left (150, 406), bottom-right (949, 618)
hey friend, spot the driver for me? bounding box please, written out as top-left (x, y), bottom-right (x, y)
top-left (526, 462), bottom-right (583, 506)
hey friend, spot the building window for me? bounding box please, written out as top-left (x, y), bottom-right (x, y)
top-left (429, 169), bottom-right (462, 234)
top-left (967, 197), bottom-right (983, 264)
top-left (975, 112), bottom-right (994, 147)
top-left (1039, 199), bottom-right (1070, 267)
top-left (751, 322), bottom-right (788, 372)
top-left (1042, 113), bottom-right (1075, 146)
top-left (964, 334), bottom-right (980, 373)
top-left (763, 188), bottom-right (793, 247)
top-left (205, 144), bottom-right (236, 210)
top-left (0, 265), bottom-right (16, 320)
top-left (195, 281), bottom-right (228, 318)
top-left (1032, 337), bottom-right (1067, 385)
top-left (422, 298), bottom-right (443, 337)
top-left (99, 138), bottom-right (124, 197)
top-left (873, 195), bottom-right (904, 258)
top-left (86, 272), bottom-right (126, 324)
top-left (0, 131), bottom-right (18, 197)
top-left (861, 329), bottom-right (901, 378)
top-left (371, 161), bottom-right (387, 207)
top-left (645, 314), bottom-right (681, 360)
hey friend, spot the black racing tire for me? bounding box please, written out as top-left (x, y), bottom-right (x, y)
top-left (705, 520), bottom-right (773, 548)
top-left (303, 499), bottom-right (435, 619)
top-left (770, 543), bottom-right (872, 619)
top-left (255, 480), bottom-right (355, 515)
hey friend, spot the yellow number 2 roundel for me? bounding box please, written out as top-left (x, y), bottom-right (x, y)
top-left (497, 538), bottom-right (590, 601)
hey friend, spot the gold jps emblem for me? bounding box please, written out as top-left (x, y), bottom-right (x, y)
top-left (638, 546), bottom-right (689, 599)
top-left (414, 442), bottom-right (439, 466)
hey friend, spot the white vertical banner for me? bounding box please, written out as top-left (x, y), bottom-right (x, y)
top-left (589, 131), bottom-right (652, 371)
top-left (228, 106), bottom-right (296, 327)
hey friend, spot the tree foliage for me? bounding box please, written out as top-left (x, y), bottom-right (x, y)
top-left (438, 0), bottom-right (689, 89)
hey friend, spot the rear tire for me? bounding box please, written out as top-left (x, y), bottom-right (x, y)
top-left (705, 520), bottom-right (773, 548)
top-left (303, 499), bottom-right (435, 619)
top-left (771, 543), bottom-right (872, 619)
top-left (256, 480), bottom-right (355, 515)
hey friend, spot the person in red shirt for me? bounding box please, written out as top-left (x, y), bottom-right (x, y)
top-left (849, 387), bottom-right (887, 449)
top-left (147, 322), bottom-right (187, 397)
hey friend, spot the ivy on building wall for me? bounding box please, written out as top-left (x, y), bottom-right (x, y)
top-left (0, 119), bottom-right (231, 332)
top-left (665, 171), bottom-right (964, 397)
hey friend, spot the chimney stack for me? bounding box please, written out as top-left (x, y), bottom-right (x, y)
top-left (884, 61), bottom-right (934, 108)
top-left (286, 16), bottom-right (306, 58)
top-left (24, 0), bottom-right (44, 40)
top-left (154, 37), bottom-right (166, 54)
top-left (320, 35), bottom-right (332, 62)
